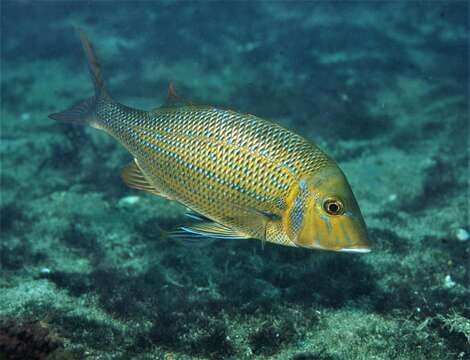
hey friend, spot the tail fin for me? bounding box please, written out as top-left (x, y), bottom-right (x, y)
top-left (49, 30), bottom-right (110, 126)
top-left (77, 30), bottom-right (108, 98)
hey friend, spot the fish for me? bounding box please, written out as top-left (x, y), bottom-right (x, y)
top-left (49, 31), bottom-right (371, 253)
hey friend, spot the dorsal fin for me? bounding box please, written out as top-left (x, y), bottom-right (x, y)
top-left (121, 159), bottom-right (172, 199)
top-left (164, 81), bottom-right (186, 107)
top-left (152, 82), bottom-right (194, 111)
top-left (167, 81), bottom-right (179, 101)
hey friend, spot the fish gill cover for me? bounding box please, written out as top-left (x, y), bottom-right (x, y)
top-left (0, 1), bottom-right (469, 360)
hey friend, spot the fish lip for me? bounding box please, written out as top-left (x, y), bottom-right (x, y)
top-left (338, 247), bottom-right (371, 253)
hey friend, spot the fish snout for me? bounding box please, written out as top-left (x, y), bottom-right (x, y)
top-left (295, 166), bottom-right (371, 253)
top-left (333, 213), bottom-right (371, 253)
top-left (299, 208), bottom-right (371, 253)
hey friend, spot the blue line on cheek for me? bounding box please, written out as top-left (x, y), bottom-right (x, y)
top-left (319, 213), bottom-right (332, 233)
top-left (315, 238), bottom-right (322, 247)
top-left (344, 211), bottom-right (357, 221)
top-left (340, 222), bottom-right (353, 246)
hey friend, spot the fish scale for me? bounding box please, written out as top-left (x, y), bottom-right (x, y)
top-left (100, 104), bottom-right (331, 238)
top-left (49, 31), bottom-right (371, 252)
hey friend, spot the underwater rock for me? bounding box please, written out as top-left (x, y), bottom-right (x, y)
top-left (117, 195), bottom-right (141, 207)
top-left (0, 319), bottom-right (61, 360)
top-left (455, 228), bottom-right (469, 242)
top-left (443, 274), bottom-right (456, 289)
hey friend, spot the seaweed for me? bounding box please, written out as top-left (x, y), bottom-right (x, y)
top-left (143, 307), bottom-right (234, 358)
top-left (249, 319), bottom-right (297, 356)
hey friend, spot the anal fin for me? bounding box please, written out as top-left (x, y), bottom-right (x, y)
top-left (121, 159), bottom-right (171, 199)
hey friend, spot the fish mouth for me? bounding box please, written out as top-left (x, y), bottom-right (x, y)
top-left (338, 247), bottom-right (371, 253)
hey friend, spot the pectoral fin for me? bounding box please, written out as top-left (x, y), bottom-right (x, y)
top-left (174, 206), bottom-right (281, 242)
top-left (172, 211), bottom-right (250, 241)
top-left (121, 159), bottom-right (172, 199)
top-left (177, 221), bottom-right (249, 240)
top-left (227, 205), bottom-right (281, 241)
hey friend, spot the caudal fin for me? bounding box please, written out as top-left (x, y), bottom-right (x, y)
top-left (77, 30), bottom-right (108, 97)
top-left (48, 96), bottom-right (98, 124)
top-left (48, 30), bottom-right (110, 126)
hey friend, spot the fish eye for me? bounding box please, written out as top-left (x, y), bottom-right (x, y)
top-left (323, 198), bottom-right (344, 215)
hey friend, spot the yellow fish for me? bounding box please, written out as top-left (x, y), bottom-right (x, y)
top-left (50, 32), bottom-right (371, 253)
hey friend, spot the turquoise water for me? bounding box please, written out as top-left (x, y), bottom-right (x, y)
top-left (1, 1), bottom-right (468, 359)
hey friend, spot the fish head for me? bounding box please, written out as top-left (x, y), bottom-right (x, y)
top-left (292, 165), bottom-right (371, 253)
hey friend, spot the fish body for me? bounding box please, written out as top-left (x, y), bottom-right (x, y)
top-left (50, 32), bottom-right (371, 253)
